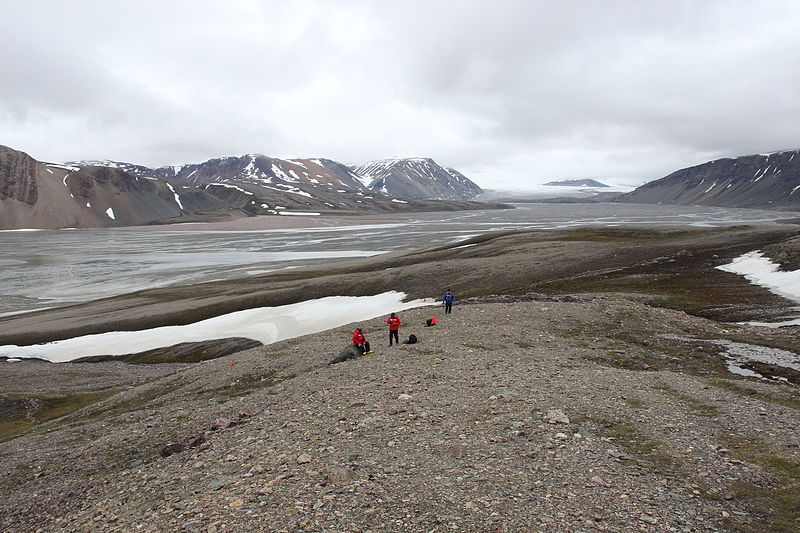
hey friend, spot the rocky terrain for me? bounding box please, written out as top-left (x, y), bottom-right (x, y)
top-left (617, 149), bottom-right (800, 210)
top-left (1, 296), bottom-right (799, 533)
top-left (2, 224), bottom-right (800, 532)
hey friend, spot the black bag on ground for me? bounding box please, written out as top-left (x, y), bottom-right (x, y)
top-left (402, 334), bottom-right (418, 344)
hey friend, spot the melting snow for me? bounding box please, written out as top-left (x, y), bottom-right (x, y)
top-left (391, 199), bottom-right (408, 203)
top-left (278, 212), bottom-right (320, 216)
top-left (0, 293), bottom-right (435, 363)
top-left (106, 207), bottom-right (115, 219)
top-left (717, 251), bottom-right (800, 303)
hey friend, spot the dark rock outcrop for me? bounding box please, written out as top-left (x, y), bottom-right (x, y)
top-left (0, 145), bottom-right (38, 204)
top-left (72, 338), bottom-right (263, 364)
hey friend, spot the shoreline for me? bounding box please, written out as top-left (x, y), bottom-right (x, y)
top-left (1, 224), bottom-right (799, 348)
top-left (114, 213), bottom-right (410, 232)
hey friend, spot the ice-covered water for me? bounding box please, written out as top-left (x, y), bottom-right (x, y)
top-left (0, 203), bottom-right (795, 316)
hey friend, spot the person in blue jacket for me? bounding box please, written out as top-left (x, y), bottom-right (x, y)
top-left (442, 289), bottom-right (456, 314)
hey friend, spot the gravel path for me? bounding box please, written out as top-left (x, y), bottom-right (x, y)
top-left (2, 297), bottom-right (798, 532)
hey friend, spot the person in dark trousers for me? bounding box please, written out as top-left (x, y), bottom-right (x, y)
top-left (386, 312), bottom-right (401, 346)
top-left (352, 327), bottom-right (371, 354)
top-left (443, 289), bottom-right (456, 314)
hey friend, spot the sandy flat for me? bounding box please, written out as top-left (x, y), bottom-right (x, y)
top-left (115, 214), bottom-right (408, 232)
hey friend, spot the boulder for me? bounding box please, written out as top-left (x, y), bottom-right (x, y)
top-left (328, 345), bottom-right (363, 365)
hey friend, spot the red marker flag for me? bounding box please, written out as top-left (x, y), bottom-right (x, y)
top-left (430, 314), bottom-right (438, 325)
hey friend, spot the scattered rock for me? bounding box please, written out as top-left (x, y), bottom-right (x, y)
top-left (543, 409), bottom-right (570, 424)
top-left (327, 466), bottom-right (352, 485)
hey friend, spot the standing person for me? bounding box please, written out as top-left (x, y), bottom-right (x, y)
top-left (386, 312), bottom-right (401, 346)
top-left (443, 289), bottom-right (456, 314)
top-left (352, 327), bottom-right (371, 354)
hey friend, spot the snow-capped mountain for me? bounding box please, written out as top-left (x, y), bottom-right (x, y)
top-left (617, 149), bottom-right (800, 209)
top-left (155, 154), bottom-right (369, 192)
top-left (1, 147), bottom-right (503, 229)
top-left (351, 157), bottom-right (483, 200)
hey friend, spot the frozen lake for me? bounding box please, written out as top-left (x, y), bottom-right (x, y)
top-left (1, 203), bottom-right (795, 316)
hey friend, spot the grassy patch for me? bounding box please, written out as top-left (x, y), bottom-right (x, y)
top-left (464, 344), bottom-right (490, 350)
top-left (653, 384), bottom-right (719, 418)
top-left (197, 370), bottom-right (293, 400)
top-left (514, 341), bottom-right (534, 349)
top-left (0, 391), bottom-right (116, 440)
top-left (624, 397), bottom-right (645, 409)
top-left (596, 422), bottom-right (676, 472)
top-left (714, 435), bottom-right (800, 532)
top-left (708, 378), bottom-right (800, 410)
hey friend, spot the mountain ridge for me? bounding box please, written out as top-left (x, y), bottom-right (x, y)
top-left (617, 149), bottom-right (800, 209)
top-left (351, 157), bottom-right (483, 200)
top-left (1, 146), bottom-right (503, 229)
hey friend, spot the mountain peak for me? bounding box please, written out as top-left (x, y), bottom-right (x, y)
top-left (350, 157), bottom-right (482, 200)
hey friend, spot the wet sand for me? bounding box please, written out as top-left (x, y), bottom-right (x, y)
top-left (116, 213), bottom-right (408, 232)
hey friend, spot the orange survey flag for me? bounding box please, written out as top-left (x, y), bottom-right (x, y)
top-left (430, 314), bottom-right (438, 325)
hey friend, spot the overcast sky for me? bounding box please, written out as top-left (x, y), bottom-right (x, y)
top-left (2, 1), bottom-right (799, 190)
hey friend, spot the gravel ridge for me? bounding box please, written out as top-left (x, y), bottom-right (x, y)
top-left (1, 298), bottom-right (798, 532)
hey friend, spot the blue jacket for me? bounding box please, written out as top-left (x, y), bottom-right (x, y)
top-left (443, 291), bottom-right (455, 303)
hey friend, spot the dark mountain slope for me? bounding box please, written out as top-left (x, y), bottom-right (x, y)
top-left (351, 158), bottom-right (483, 200)
top-left (1, 146), bottom-right (239, 229)
top-left (617, 149), bottom-right (800, 209)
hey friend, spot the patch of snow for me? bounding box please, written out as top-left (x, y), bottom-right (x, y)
top-left (278, 212), bottom-right (321, 216)
top-left (704, 181), bottom-right (717, 194)
top-left (717, 251), bottom-right (800, 303)
top-left (208, 183), bottom-right (254, 195)
top-left (46, 163), bottom-right (80, 172)
top-left (166, 183), bottom-right (184, 209)
top-left (391, 199), bottom-right (409, 203)
top-left (106, 207), bottom-right (115, 219)
top-left (46, 168), bottom-right (53, 174)
top-left (86, 202), bottom-right (91, 208)
top-left (0, 293), bottom-right (436, 363)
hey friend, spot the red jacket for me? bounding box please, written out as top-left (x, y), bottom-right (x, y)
top-left (353, 329), bottom-right (365, 346)
top-left (386, 316), bottom-right (401, 330)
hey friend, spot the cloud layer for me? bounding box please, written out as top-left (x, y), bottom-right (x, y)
top-left (2, 0), bottom-right (799, 189)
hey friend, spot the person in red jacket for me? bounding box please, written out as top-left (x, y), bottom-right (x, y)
top-left (352, 327), bottom-right (371, 354)
top-left (386, 312), bottom-right (401, 346)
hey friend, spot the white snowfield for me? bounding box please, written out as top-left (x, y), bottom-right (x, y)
top-left (0, 292), bottom-right (437, 363)
top-left (717, 251), bottom-right (800, 326)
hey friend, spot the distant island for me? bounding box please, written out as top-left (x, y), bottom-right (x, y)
top-left (543, 178), bottom-right (609, 187)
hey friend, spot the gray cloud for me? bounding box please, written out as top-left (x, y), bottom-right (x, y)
top-left (1, 0), bottom-right (799, 189)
